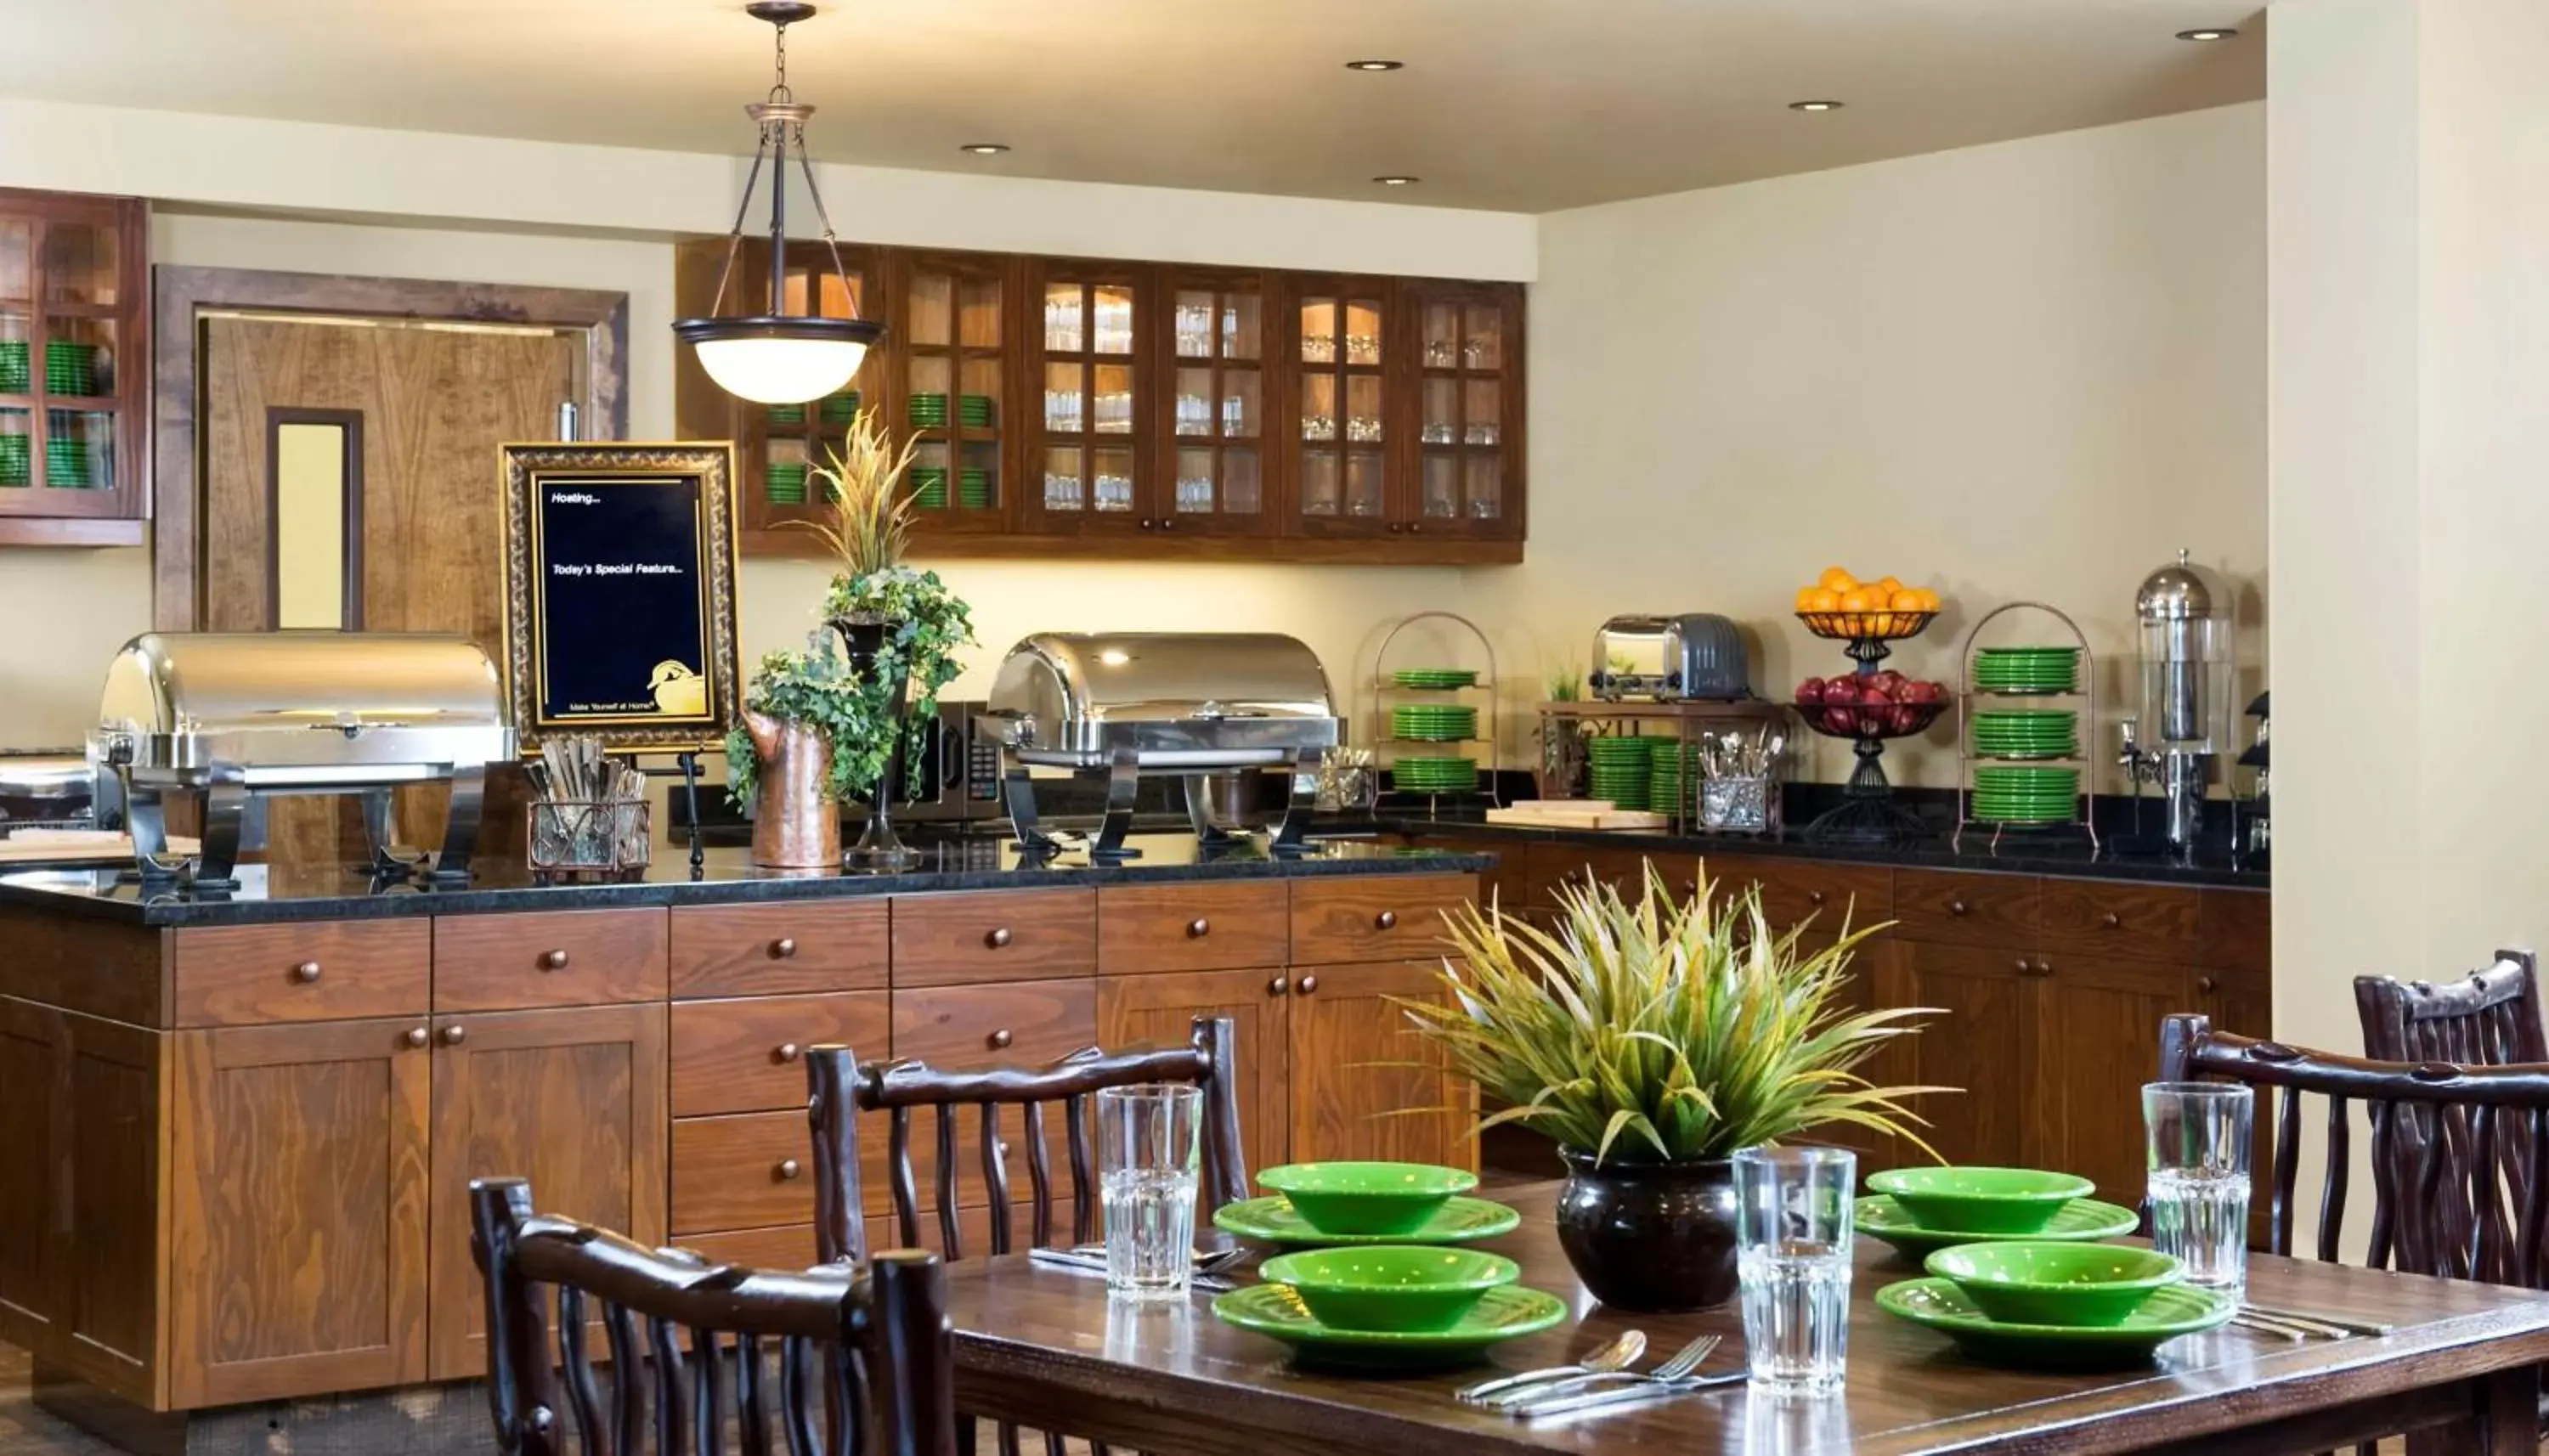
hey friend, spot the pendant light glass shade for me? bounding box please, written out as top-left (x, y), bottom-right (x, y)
top-left (676, 315), bottom-right (884, 405)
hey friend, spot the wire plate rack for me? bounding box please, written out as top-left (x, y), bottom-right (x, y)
top-left (1953, 601), bottom-right (2099, 853)
top-left (1370, 611), bottom-right (1501, 815)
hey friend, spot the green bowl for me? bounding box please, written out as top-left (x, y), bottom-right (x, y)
top-left (1865, 1166), bottom-right (2094, 1233)
top-left (1258, 1245), bottom-right (1520, 1331)
top-left (1258, 1162), bottom-right (1480, 1236)
top-left (1924, 1242), bottom-right (2184, 1326)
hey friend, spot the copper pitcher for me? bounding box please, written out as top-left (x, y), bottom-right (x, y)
top-left (743, 711), bottom-right (839, 869)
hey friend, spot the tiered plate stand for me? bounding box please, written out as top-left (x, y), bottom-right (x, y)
top-left (1953, 601), bottom-right (2100, 853)
top-left (1793, 608), bottom-right (1946, 845)
top-left (1531, 701), bottom-right (1789, 831)
top-left (1371, 611), bottom-right (1502, 815)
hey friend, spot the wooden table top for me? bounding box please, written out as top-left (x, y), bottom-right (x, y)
top-left (936, 1182), bottom-right (2549, 1456)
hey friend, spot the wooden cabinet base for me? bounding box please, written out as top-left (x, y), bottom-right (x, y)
top-left (32, 1357), bottom-right (500, 1456)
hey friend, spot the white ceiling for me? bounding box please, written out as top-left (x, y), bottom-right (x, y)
top-left (0, 0), bottom-right (2264, 213)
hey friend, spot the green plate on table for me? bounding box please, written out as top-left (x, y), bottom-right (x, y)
top-left (1212, 1282), bottom-right (1566, 1371)
top-left (1857, 1194), bottom-right (2138, 1260)
top-left (1212, 1194), bottom-right (1521, 1248)
top-left (1876, 1277), bottom-right (2234, 1370)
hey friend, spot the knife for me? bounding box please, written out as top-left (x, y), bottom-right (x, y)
top-left (1506, 1371), bottom-right (1748, 1419)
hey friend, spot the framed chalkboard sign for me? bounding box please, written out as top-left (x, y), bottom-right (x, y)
top-left (498, 443), bottom-right (742, 753)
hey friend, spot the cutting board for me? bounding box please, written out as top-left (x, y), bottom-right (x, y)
top-left (1485, 802), bottom-right (1673, 831)
top-left (0, 832), bottom-right (201, 865)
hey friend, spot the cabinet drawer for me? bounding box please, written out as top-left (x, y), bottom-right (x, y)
top-left (893, 980), bottom-right (1097, 1069)
top-left (891, 889), bottom-right (1096, 986)
top-left (670, 900), bottom-right (889, 999)
top-left (433, 908), bottom-right (669, 1011)
top-left (172, 919), bottom-right (430, 1026)
top-left (672, 1111), bottom-right (817, 1234)
top-left (1716, 858), bottom-right (1892, 937)
top-left (1893, 870), bottom-right (2038, 945)
top-left (1291, 875), bottom-right (1478, 966)
top-left (1523, 844), bottom-right (1683, 913)
top-left (2039, 879), bottom-right (2199, 962)
top-left (1098, 881), bottom-right (1287, 973)
top-left (670, 991), bottom-right (891, 1117)
top-left (2199, 889), bottom-right (2272, 973)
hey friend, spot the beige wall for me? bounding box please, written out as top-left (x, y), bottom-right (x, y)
top-left (1510, 104), bottom-right (2267, 787)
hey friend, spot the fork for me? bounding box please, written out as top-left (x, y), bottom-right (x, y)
top-left (1488, 1334), bottom-right (1721, 1408)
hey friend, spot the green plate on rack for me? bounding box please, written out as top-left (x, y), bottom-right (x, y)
top-left (1393, 669), bottom-right (1479, 689)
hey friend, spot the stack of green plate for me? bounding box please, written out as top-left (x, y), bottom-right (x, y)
top-left (911, 466), bottom-right (950, 508)
top-left (0, 341), bottom-right (27, 394)
top-left (768, 403), bottom-right (806, 427)
top-left (44, 341), bottom-right (96, 396)
top-left (1973, 765), bottom-right (2079, 824)
top-left (958, 393), bottom-right (996, 429)
top-left (1974, 646), bottom-right (2080, 695)
top-left (1393, 756), bottom-right (1478, 794)
top-left (1392, 668), bottom-right (1478, 690)
top-left (958, 467), bottom-right (991, 508)
top-left (818, 390), bottom-right (862, 426)
top-left (44, 437), bottom-right (89, 488)
top-left (1586, 735), bottom-right (1652, 807)
top-left (766, 460), bottom-right (809, 505)
top-left (1391, 703), bottom-right (1477, 742)
top-left (0, 429), bottom-right (28, 487)
top-left (909, 392), bottom-right (951, 429)
top-left (1972, 709), bottom-right (2077, 761)
top-left (1648, 737), bottom-right (1701, 814)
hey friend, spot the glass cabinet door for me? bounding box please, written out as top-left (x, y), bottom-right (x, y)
top-left (1412, 284), bottom-right (1522, 539)
top-left (900, 253), bottom-right (1008, 528)
top-left (1293, 277), bottom-right (1391, 531)
top-left (1160, 272), bottom-right (1266, 534)
top-left (1028, 267), bottom-right (1145, 532)
top-left (0, 195), bottom-right (142, 522)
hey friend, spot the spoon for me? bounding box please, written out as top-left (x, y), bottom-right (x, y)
top-left (1456, 1329), bottom-right (1647, 1404)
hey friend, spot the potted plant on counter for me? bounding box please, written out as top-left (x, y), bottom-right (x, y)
top-left (1404, 865), bottom-right (1944, 1311)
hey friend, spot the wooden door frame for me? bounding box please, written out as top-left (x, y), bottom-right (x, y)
top-left (151, 264), bottom-right (630, 631)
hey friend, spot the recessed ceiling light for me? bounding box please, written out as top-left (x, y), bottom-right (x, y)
top-left (958, 142), bottom-right (1010, 155)
top-left (2175, 27), bottom-right (2239, 41)
top-left (1373, 175), bottom-right (1419, 186)
top-left (1345, 59), bottom-right (1404, 71)
top-left (1789, 99), bottom-right (1845, 112)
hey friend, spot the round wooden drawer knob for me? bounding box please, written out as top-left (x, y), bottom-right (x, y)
top-left (2014, 958), bottom-right (2031, 974)
top-left (1187, 917), bottom-right (1210, 939)
top-left (1808, 891), bottom-right (1826, 906)
top-left (2196, 975), bottom-right (2218, 993)
top-left (988, 1028), bottom-right (1014, 1050)
top-left (1267, 975), bottom-right (1289, 996)
top-left (986, 927), bottom-right (1014, 950)
top-left (775, 1042), bottom-right (802, 1064)
top-left (440, 1025), bottom-right (467, 1046)
top-left (404, 1027), bottom-right (430, 1048)
top-left (1949, 900), bottom-right (1970, 917)
top-left (1297, 974), bottom-right (1319, 995)
top-left (2034, 959), bottom-right (2054, 976)
top-left (771, 938), bottom-right (799, 959)
top-left (777, 1159), bottom-right (802, 1181)
top-left (2101, 912), bottom-right (2122, 929)
top-left (1375, 910), bottom-right (1398, 931)
top-left (291, 961), bottom-right (322, 984)
top-left (538, 950), bottom-right (570, 971)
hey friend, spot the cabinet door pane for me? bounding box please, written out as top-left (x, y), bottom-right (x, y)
top-left (1300, 297), bottom-right (1337, 363)
top-left (908, 271), bottom-right (953, 347)
top-left (1091, 285), bottom-right (1135, 355)
top-left (44, 317), bottom-right (116, 398)
top-left (1221, 370), bottom-right (1259, 438)
top-left (1462, 302), bottom-right (1505, 370)
top-left (0, 220), bottom-right (27, 302)
top-left (0, 311), bottom-right (24, 394)
top-left (958, 440), bottom-right (998, 511)
top-left (0, 408), bottom-right (25, 489)
top-left (1302, 452), bottom-right (1340, 516)
top-left (958, 275), bottom-right (1003, 347)
top-left (1422, 378), bottom-right (1458, 444)
top-left (1094, 446), bottom-right (1135, 512)
top-left (1344, 299), bottom-right (1385, 365)
top-left (1463, 455), bottom-right (1503, 522)
top-left (1345, 449), bottom-right (1386, 518)
top-left (1044, 445), bottom-right (1085, 511)
top-left (959, 358), bottom-right (1002, 434)
top-left (1301, 375), bottom-right (1337, 441)
top-left (1043, 362), bottom-right (1083, 432)
top-left (1224, 447), bottom-right (1262, 515)
top-left (1423, 454), bottom-right (1458, 520)
top-left (1463, 380), bottom-right (1501, 445)
top-left (1044, 283), bottom-right (1084, 353)
top-left (1422, 301), bottom-right (1459, 368)
top-left (1173, 291), bottom-right (1215, 358)
top-left (45, 408), bottom-right (114, 492)
top-left (42, 222), bottom-right (116, 308)
top-left (1175, 448), bottom-right (1214, 514)
top-left (1345, 375), bottom-right (1384, 443)
top-left (1222, 294), bottom-right (1261, 361)
top-left (1092, 364), bottom-right (1135, 434)
top-left (1173, 368), bottom-right (1213, 437)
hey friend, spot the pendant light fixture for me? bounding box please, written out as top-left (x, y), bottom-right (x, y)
top-left (674, 2), bottom-right (883, 405)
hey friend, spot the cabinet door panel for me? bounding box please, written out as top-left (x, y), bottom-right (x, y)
top-left (1098, 967), bottom-right (1291, 1177)
top-left (0, 996), bottom-right (66, 1358)
top-left (1881, 942), bottom-right (2034, 1169)
top-left (1286, 962), bottom-right (1471, 1170)
top-left (427, 1003), bottom-right (668, 1380)
top-left (168, 1019), bottom-right (430, 1407)
top-left (2028, 953), bottom-right (2190, 1203)
top-left (59, 1009), bottom-right (162, 1404)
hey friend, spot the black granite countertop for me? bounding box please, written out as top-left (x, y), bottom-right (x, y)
top-left (0, 831), bottom-right (1493, 928)
top-left (1371, 811), bottom-right (2268, 890)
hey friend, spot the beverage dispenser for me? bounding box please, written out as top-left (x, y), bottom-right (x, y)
top-left (2120, 550), bottom-right (2235, 853)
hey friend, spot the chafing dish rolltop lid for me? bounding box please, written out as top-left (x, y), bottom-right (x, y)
top-left (93, 631), bottom-right (515, 887)
top-left (980, 631), bottom-right (1340, 861)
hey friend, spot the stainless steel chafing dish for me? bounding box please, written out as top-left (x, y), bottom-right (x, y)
top-left (92, 631), bottom-right (515, 885)
top-left (979, 631), bottom-right (1340, 860)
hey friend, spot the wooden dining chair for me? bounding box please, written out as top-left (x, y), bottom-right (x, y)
top-left (471, 1176), bottom-right (958, 1456)
top-left (2355, 949), bottom-right (2546, 1065)
top-left (803, 1014), bottom-right (1248, 1456)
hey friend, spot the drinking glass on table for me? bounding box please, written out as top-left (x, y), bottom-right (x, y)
top-left (2145, 1081), bottom-right (2253, 1292)
top-left (1097, 1083), bottom-right (1203, 1300)
top-left (1733, 1145), bottom-right (1857, 1398)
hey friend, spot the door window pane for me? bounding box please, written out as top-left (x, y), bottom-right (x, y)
top-left (1044, 283), bottom-right (1085, 353)
top-left (1043, 445), bottom-right (1085, 511)
top-left (1345, 449), bottom-right (1385, 517)
top-left (274, 419), bottom-right (357, 630)
top-left (1223, 447), bottom-right (1262, 514)
top-left (1174, 368), bottom-right (1213, 437)
top-left (1176, 448), bottom-right (1215, 514)
top-left (1093, 447), bottom-right (1135, 512)
top-left (1220, 370), bottom-right (1260, 438)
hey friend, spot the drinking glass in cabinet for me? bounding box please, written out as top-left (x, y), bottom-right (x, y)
top-left (1174, 371), bottom-right (1213, 437)
top-left (1465, 455), bottom-right (1503, 519)
top-left (1301, 452), bottom-right (1340, 516)
top-left (1345, 375), bottom-right (1383, 442)
top-left (1221, 373), bottom-right (1259, 437)
top-left (1345, 450), bottom-right (1384, 516)
top-left (1045, 446), bottom-right (1084, 511)
top-left (1043, 362), bottom-right (1082, 432)
top-left (1300, 297), bottom-right (1337, 363)
top-left (1175, 292), bottom-right (1215, 358)
top-left (1093, 286), bottom-right (1135, 355)
top-left (1224, 447), bottom-right (1262, 513)
top-left (1094, 448), bottom-right (1134, 512)
top-left (1094, 364), bottom-right (1135, 434)
top-left (1043, 284), bottom-right (1083, 353)
top-left (42, 223), bottom-right (116, 308)
top-left (1223, 296), bottom-right (1260, 359)
top-left (1176, 449), bottom-right (1214, 513)
top-left (1423, 455), bottom-right (1457, 519)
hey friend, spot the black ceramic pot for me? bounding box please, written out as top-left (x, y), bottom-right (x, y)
top-left (830, 616), bottom-right (918, 868)
top-left (1553, 1149), bottom-right (1739, 1312)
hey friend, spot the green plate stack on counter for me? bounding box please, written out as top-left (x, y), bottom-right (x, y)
top-left (1585, 735), bottom-right (1651, 808)
top-left (1391, 703), bottom-right (1477, 742)
top-left (1971, 709), bottom-right (2078, 760)
top-left (1973, 646), bottom-right (2080, 695)
top-left (1393, 756), bottom-right (1478, 795)
top-left (1973, 765), bottom-right (2080, 824)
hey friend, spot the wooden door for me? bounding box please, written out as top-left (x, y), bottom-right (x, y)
top-left (0, 996), bottom-right (67, 1358)
top-left (1879, 940), bottom-right (2038, 1169)
top-left (198, 313), bottom-right (577, 866)
top-left (1283, 273), bottom-right (1399, 540)
top-left (427, 1003), bottom-right (668, 1380)
top-left (1148, 266), bottom-right (1276, 539)
top-left (1286, 961), bottom-right (1472, 1170)
top-left (1097, 968), bottom-right (1292, 1176)
top-left (166, 1019), bottom-right (431, 1406)
top-left (890, 249), bottom-right (1018, 538)
top-left (2026, 952), bottom-right (2190, 1202)
top-left (1401, 279), bottom-right (1523, 542)
top-left (1019, 258), bottom-right (1151, 539)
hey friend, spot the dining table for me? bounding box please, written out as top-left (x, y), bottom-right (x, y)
top-left (935, 1181), bottom-right (2549, 1455)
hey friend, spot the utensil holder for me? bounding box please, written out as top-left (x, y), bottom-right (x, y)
top-left (528, 799), bottom-right (652, 881)
top-left (1700, 774), bottom-right (1779, 833)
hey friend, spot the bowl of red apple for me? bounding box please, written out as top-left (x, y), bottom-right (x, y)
top-left (1794, 671), bottom-right (1952, 739)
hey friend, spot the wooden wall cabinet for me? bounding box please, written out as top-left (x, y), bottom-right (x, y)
top-left (0, 187), bottom-right (151, 546)
top-left (676, 238), bottom-right (1524, 564)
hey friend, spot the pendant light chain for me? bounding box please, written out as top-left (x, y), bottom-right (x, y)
top-left (769, 17), bottom-right (794, 104)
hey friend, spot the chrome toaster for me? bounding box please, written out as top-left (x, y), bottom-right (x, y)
top-left (1588, 614), bottom-right (1753, 701)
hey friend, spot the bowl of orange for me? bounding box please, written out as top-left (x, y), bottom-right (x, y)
top-left (1796, 567), bottom-right (1941, 641)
